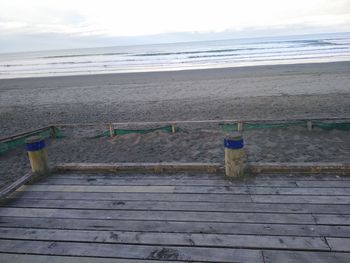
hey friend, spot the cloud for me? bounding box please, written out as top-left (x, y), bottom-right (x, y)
top-left (0, 0), bottom-right (349, 52)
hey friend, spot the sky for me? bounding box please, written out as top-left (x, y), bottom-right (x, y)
top-left (0, 0), bottom-right (350, 53)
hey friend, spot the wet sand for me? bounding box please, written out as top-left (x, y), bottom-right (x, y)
top-left (0, 62), bottom-right (350, 186)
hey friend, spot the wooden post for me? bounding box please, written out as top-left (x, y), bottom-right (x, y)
top-left (171, 124), bottom-right (176, 133)
top-left (109, 124), bottom-right (114, 137)
top-left (224, 133), bottom-right (246, 177)
top-left (25, 135), bottom-right (49, 176)
top-left (307, 120), bottom-right (312, 131)
top-left (50, 126), bottom-right (57, 139)
top-left (237, 122), bottom-right (243, 132)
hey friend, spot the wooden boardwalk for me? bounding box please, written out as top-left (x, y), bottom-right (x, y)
top-left (0, 172), bottom-right (350, 262)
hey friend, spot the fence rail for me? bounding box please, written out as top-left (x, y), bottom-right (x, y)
top-left (51, 116), bottom-right (350, 128)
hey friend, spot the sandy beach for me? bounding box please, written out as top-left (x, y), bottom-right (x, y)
top-left (1, 61), bottom-right (350, 135)
top-left (1, 61), bottom-right (350, 186)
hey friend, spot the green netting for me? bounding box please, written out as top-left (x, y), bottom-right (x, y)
top-left (313, 122), bottom-right (350, 131)
top-left (0, 127), bottom-right (64, 154)
top-left (219, 121), bottom-right (305, 131)
top-left (244, 121), bottom-right (305, 130)
top-left (1, 121), bottom-right (349, 154)
top-left (219, 123), bottom-right (239, 131)
top-left (92, 125), bottom-right (175, 138)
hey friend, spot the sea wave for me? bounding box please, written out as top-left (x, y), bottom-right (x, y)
top-left (1, 33), bottom-right (349, 79)
top-left (133, 48), bottom-right (260, 57)
top-left (134, 39), bottom-right (339, 57)
top-left (41, 52), bottom-right (127, 59)
top-left (188, 47), bottom-right (350, 59)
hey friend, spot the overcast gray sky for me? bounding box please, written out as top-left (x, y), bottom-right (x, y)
top-left (1, 0), bottom-right (350, 52)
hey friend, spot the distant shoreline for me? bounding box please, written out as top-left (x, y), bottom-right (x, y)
top-left (1, 33), bottom-right (349, 80)
top-left (1, 60), bottom-right (350, 81)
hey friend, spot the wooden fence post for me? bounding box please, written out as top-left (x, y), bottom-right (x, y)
top-left (237, 122), bottom-right (243, 132)
top-left (109, 124), bottom-right (114, 137)
top-left (307, 120), bottom-right (313, 131)
top-left (50, 126), bottom-right (57, 139)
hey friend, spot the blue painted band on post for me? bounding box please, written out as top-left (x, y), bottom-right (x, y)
top-left (25, 140), bottom-right (45, 151)
top-left (224, 138), bottom-right (244, 149)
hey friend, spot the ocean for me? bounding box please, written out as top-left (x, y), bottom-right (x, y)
top-left (1, 32), bottom-right (350, 79)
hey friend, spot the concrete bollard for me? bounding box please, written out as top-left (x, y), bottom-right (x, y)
top-left (224, 133), bottom-right (246, 177)
top-left (25, 135), bottom-right (49, 175)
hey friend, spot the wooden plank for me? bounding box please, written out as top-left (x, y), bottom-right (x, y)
top-left (19, 184), bottom-right (350, 195)
top-left (0, 172), bottom-right (34, 199)
top-left (4, 199), bottom-right (350, 215)
top-left (18, 185), bottom-right (253, 194)
top-left (12, 190), bottom-right (350, 204)
top-left (313, 214), bottom-right (350, 225)
top-left (4, 214), bottom-right (350, 237)
top-left (248, 187), bottom-right (350, 196)
top-left (37, 177), bottom-right (297, 187)
top-left (263, 250), bottom-right (350, 263)
top-left (54, 162), bottom-right (222, 174)
top-left (54, 162), bottom-right (350, 175)
top-left (1, 216), bottom-right (350, 238)
top-left (295, 180), bottom-right (350, 188)
top-left (52, 173), bottom-right (222, 180)
top-left (0, 207), bottom-right (316, 224)
top-left (0, 227), bottom-right (330, 251)
top-left (10, 191), bottom-right (253, 202)
top-left (251, 195), bottom-right (350, 204)
top-left (0, 254), bottom-right (182, 263)
top-left (251, 175), bottom-right (350, 181)
top-left (248, 162), bottom-right (350, 175)
top-left (38, 177), bottom-right (350, 188)
top-left (18, 185), bottom-right (177, 193)
top-left (326, 238), bottom-right (350, 252)
top-left (52, 173), bottom-right (349, 181)
top-left (0, 239), bottom-right (264, 262)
